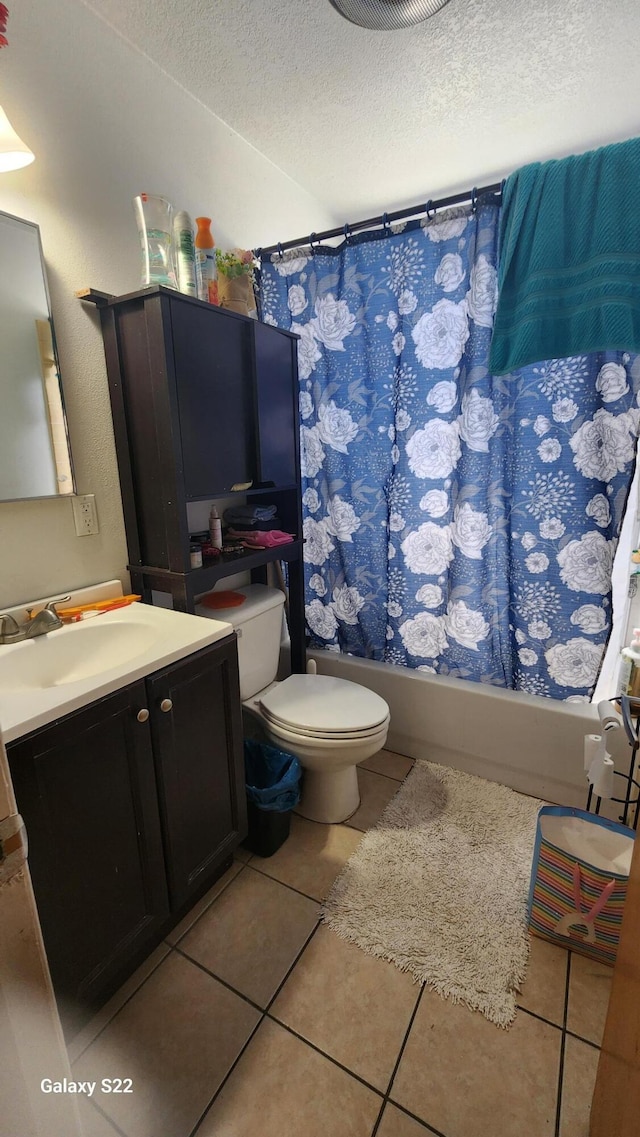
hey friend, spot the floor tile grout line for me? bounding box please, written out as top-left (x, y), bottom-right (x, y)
top-left (554, 950), bottom-right (573, 1137)
top-left (171, 944), bottom-right (266, 1015)
top-left (70, 860), bottom-right (249, 1064)
top-left (262, 1012), bottom-right (386, 1099)
top-left (554, 1031), bottom-right (567, 1137)
top-left (68, 944), bottom-right (173, 1066)
top-left (188, 1013), bottom-right (265, 1137)
top-left (264, 921), bottom-right (322, 1013)
top-left (243, 857), bottom-right (327, 904)
top-left (370, 1098), bottom-right (387, 1136)
top-left (166, 860), bottom-right (249, 949)
top-left (385, 1099), bottom-right (449, 1137)
top-left (370, 984), bottom-right (428, 1137)
top-left (565, 1029), bottom-right (601, 1051)
top-left (358, 766), bottom-right (408, 786)
top-left (84, 1096), bottom-right (131, 1137)
top-left (518, 1004), bottom-right (565, 1032)
top-left (188, 921), bottom-right (333, 1137)
top-left (563, 951), bottom-right (572, 1031)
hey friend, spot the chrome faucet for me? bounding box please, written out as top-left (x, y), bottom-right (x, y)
top-left (0, 596), bottom-right (71, 644)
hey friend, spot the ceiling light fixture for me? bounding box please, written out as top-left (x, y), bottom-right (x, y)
top-left (0, 5), bottom-right (34, 172)
top-left (0, 105), bottom-right (34, 171)
top-left (329, 0), bottom-right (452, 30)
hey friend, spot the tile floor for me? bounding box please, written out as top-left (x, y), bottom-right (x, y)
top-left (70, 752), bottom-right (610, 1137)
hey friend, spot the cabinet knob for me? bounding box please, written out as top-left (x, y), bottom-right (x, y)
top-left (137, 708), bottom-right (150, 723)
top-left (160, 698), bottom-right (173, 713)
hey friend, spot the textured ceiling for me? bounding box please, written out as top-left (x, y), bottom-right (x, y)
top-left (81, 0), bottom-right (640, 232)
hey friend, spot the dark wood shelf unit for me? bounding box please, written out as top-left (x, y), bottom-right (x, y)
top-left (83, 286), bottom-right (306, 673)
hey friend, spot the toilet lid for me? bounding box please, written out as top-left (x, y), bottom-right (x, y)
top-left (259, 674), bottom-right (389, 734)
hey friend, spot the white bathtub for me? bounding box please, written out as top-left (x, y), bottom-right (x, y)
top-left (308, 649), bottom-right (601, 809)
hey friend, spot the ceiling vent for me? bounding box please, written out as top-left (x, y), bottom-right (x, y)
top-left (329, 0), bottom-right (452, 30)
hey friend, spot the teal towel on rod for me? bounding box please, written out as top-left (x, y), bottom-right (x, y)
top-left (489, 136), bottom-right (640, 375)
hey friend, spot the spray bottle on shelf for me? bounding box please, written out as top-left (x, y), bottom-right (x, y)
top-left (618, 628), bottom-right (640, 697)
top-left (173, 210), bottom-right (197, 297)
top-left (194, 217), bottom-right (218, 304)
top-left (209, 504), bottom-right (222, 550)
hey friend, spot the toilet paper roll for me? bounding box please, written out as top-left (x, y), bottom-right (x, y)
top-left (591, 755), bottom-right (616, 800)
top-left (584, 734), bottom-right (602, 772)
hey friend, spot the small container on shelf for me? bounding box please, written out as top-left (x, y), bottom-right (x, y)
top-left (189, 542), bottom-right (203, 569)
top-left (209, 504), bottom-right (223, 549)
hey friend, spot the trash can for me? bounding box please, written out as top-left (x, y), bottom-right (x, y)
top-left (243, 740), bottom-right (302, 858)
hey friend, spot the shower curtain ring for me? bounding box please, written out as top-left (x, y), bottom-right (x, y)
top-left (426, 200), bottom-right (436, 220)
top-left (343, 222), bottom-right (352, 243)
top-left (382, 212), bottom-right (390, 233)
top-left (471, 187), bottom-right (478, 213)
top-left (277, 242), bottom-right (284, 260)
top-left (309, 232), bottom-right (318, 252)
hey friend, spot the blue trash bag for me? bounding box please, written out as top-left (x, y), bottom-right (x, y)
top-left (243, 740), bottom-right (301, 812)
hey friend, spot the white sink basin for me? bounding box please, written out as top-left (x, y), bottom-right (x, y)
top-left (0, 619), bottom-right (160, 691)
top-left (0, 601), bottom-right (233, 743)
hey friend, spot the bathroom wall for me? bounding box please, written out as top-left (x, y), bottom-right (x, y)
top-left (0, 0), bottom-right (337, 607)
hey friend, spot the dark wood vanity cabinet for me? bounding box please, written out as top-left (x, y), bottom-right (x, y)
top-left (147, 635), bottom-right (245, 911)
top-left (7, 635), bottom-right (245, 1035)
top-left (8, 680), bottom-right (169, 1035)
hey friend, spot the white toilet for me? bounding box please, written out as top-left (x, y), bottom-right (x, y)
top-left (197, 585), bottom-right (390, 824)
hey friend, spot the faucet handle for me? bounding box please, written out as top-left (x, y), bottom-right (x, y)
top-left (0, 613), bottom-right (21, 634)
top-left (43, 595), bottom-right (71, 615)
top-left (0, 613), bottom-right (25, 644)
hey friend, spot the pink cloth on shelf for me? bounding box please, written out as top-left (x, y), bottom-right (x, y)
top-left (227, 528), bottom-right (294, 548)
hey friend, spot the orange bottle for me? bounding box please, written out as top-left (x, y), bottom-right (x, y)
top-left (194, 217), bottom-right (218, 304)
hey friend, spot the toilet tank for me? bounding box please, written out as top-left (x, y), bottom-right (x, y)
top-left (195, 584), bottom-right (286, 700)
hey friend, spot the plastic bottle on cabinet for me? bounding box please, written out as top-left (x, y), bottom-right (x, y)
top-left (173, 210), bottom-right (197, 297)
top-left (133, 193), bottom-right (177, 288)
top-left (194, 217), bottom-right (218, 304)
top-left (618, 629), bottom-right (640, 696)
top-left (209, 505), bottom-right (222, 549)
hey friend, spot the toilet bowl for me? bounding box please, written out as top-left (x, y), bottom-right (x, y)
top-left (255, 673), bottom-right (390, 822)
top-left (196, 585), bottom-right (390, 824)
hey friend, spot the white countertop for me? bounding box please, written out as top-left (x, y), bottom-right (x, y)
top-left (0, 602), bottom-right (233, 744)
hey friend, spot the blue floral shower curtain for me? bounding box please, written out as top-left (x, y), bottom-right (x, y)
top-left (258, 199), bottom-right (640, 700)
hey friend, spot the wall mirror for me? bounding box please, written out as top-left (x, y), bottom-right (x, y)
top-left (0, 210), bottom-right (74, 501)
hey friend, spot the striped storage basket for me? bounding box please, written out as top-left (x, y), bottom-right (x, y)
top-left (527, 806), bottom-right (635, 966)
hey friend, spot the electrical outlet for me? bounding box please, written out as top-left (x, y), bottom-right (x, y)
top-left (71, 494), bottom-right (99, 536)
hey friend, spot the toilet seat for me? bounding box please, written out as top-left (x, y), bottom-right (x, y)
top-left (264, 716), bottom-right (390, 751)
top-left (260, 707), bottom-right (391, 741)
top-left (259, 674), bottom-right (389, 736)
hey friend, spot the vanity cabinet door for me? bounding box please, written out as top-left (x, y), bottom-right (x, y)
top-left (147, 635), bottom-right (247, 911)
top-left (7, 681), bottom-right (169, 1035)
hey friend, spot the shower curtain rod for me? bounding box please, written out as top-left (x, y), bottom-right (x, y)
top-left (255, 180), bottom-right (504, 259)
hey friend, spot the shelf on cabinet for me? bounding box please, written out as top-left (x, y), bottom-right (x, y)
top-left (186, 484), bottom-right (300, 504)
top-left (129, 539), bottom-right (304, 593)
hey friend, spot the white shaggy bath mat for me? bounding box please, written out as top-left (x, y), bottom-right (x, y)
top-left (321, 760), bottom-right (544, 1027)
